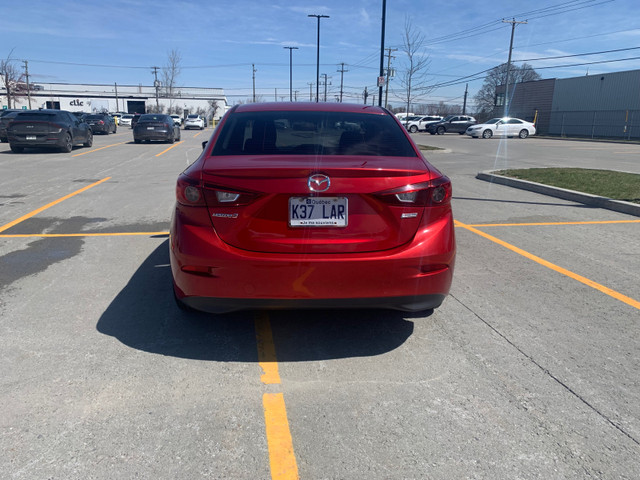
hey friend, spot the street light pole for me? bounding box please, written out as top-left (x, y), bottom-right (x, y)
top-left (378, 0), bottom-right (386, 107)
top-left (308, 14), bottom-right (329, 102)
top-left (283, 46), bottom-right (298, 102)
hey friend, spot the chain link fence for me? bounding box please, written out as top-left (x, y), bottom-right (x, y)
top-left (548, 110), bottom-right (640, 140)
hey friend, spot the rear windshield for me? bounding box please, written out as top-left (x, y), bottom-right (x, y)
top-left (15, 113), bottom-right (58, 122)
top-left (86, 115), bottom-right (106, 120)
top-left (138, 115), bottom-right (167, 123)
top-left (212, 111), bottom-right (417, 157)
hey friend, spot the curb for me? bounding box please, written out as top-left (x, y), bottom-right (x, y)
top-left (476, 171), bottom-right (640, 218)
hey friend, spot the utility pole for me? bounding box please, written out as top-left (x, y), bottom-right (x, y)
top-left (283, 46), bottom-right (298, 102)
top-left (378, 0), bottom-right (387, 106)
top-left (363, 86), bottom-right (368, 105)
top-left (114, 83), bottom-right (119, 112)
top-left (321, 73), bottom-right (331, 102)
top-left (308, 14), bottom-right (329, 102)
top-left (151, 66), bottom-right (160, 110)
top-left (252, 64), bottom-right (257, 103)
top-left (337, 63), bottom-right (348, 103)
top-left (307, 82), bottom-right (314, 101)
top-left (23, 60), bottom-right (32, 109)
top-left (384, 47), bottom-right (397, 109)
top-left (462, 83), bottom-right (468, 115)
top-left (502, 18), bottom-right (527, 117)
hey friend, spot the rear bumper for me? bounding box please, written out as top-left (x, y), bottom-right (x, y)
top-left (8, 133), bottom-right (66, 148)
top-left (133, 129), bottom-right (172, 141)
top-left (170, 207), bottom-right (455, 313)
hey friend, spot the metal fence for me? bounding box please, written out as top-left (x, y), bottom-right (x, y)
top-left (548, 110), bottom-right (640, 140)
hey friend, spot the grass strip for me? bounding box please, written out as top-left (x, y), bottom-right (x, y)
top-left (494, 168), bottom-right (640, 204)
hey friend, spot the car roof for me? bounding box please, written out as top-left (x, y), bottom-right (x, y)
top-left (233, 102), bottom-right (389, 115)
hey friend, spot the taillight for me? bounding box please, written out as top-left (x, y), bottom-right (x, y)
top-left (98, 120), bottom-right (104, 125)
top-left (176, 175), bottom-right (206, 206)
top-left (375, 176), bottom-right (452, 207)
top-left (202, 184), bottom-right (261, 207)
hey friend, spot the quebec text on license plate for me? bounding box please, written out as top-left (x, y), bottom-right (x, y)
top-left (289, 196), bottom-right (348, 227)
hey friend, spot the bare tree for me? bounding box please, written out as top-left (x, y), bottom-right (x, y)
top-left (399, 18), bottom-right (431, 122)
top-left (162, 49), bottom-right (182, 111)
top-left (1, 49), bottom-right (25, 109)
top-left (208, 99), bottom-right (221, 121)
top-left (474, 62), bottom-right (540, 115)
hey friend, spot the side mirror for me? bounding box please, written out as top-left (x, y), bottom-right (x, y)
top-left (202, 141), bottom-right (208, 150)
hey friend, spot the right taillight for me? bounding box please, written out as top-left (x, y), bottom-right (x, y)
top-left (375, 176), bottom-right (452, 207)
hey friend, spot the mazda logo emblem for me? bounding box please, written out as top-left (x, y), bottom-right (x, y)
top-left (308, 174), bottom-right (330, 192)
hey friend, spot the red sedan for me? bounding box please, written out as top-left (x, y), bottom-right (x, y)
top-left (170, 102), bottom-right (455, 313)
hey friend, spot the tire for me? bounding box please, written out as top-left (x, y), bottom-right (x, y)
top-left (134, 138), bottom-right (141, 144)
top-left (10, 144), bottom-right (24, 153)
top-left (519, 129), bottom-right (529, 139)
top-left (61, 133), bottom-right (73, 153)
top-left (83, 132), bottom-right (93, 147)
top-left (168, 134), bottom-right (175, 144)
top-left (482, 129), bottom-right (493, 139)
top-left (429, 131), bottom-right (435, 135)
top-left (436, 126), bottom-right (445, 135)
top-left (409, 125), bottom-right (418, 133)
top-left (458, 131), bottom-right (465, 135)
top-left (176, 131), bottom-right (181, 141)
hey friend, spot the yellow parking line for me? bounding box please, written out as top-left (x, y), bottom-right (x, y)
top-left (193, 130), bottom-right (207, 138)
top-left (461, 220), bottom-right (640, 228)
top-left (263, 393), bottom-right (299, 480)
top-left (255, 312), bottom-right (299, 480)
top-left (255, 312), bottom-right (281, 384)
top-left (72, 142), bottom-right (126, 157)
top-left (0, 232), bottom-right (168, 238)
top-left (155, 141), bottom-right (184, 157)
top-left (0, 177), bottom-right (111, 233)
top-left (455, 219), bottom-right (640, 311)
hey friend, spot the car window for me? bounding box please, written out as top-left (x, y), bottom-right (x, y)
top-left (212, 111), bottom-right (417, 157)
top-left (138, 115), bottom-right (166, 122)
top-left (507, 119), bottom-right (523, 124)
top-left (16, 113), bottom-right (58, 121)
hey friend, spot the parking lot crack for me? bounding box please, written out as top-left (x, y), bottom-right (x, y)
top-left (449, 293), bottom-right (640, 448)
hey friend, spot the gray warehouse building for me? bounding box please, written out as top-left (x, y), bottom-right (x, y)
top-left (495, 69), bottom-right (640, 139)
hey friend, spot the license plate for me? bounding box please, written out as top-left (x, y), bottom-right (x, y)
top-left (26, 135), bottom-right (36, 140)
top-left (147, 127), bottom-right (155, 130)
top-left (289, 196), bottom-right (347, 227)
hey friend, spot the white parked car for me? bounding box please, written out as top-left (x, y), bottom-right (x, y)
top-left (405, 115), bottom-right (442, 133)
top-left (466, 117), bottom-right (536, 139)
top-left (184, 114), bottom-right (204, 130)
top-left (119, 114), bottom-right (134, 127)
top-left (170, 114), bottom-right (183, 126)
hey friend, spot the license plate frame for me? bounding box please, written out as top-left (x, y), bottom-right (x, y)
top-left (288, 196), bottom-right (348, 227)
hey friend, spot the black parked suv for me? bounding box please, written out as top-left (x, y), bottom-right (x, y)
top-left (133, 113), bottom-right (181, 143)
top-left (7, 109), bottom-right (93, 153)
top-left (85, 113), bottom-right (117, 134)
top-left (427, 115), bottom-right (476, 135)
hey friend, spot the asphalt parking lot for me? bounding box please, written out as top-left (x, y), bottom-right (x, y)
top-left (1, 129), bottom-right (639, 479)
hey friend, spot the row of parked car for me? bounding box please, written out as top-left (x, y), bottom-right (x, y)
top-left (402, 113), bottom-right (536, 138)
top-left (0, 108), bottom-right (207, 153)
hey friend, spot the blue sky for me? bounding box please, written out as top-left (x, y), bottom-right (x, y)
top-left (1, 0), bottom-right (638, 109)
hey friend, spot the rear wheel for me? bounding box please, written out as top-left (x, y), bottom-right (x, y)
top-left (10, 144), bottom-right (24, 153)
top-left (83, 132), bottom-right (93, 147)
top-left (519, 129), bottom-right (529, 139)
top-left (409, 125), bottom-right (418, 133)
top-left (482, 129), bottom-right (493, 139)
top-left (61, 133), bottom-right (73, 152)
top-left (134, 138), bottom-right (141, 144)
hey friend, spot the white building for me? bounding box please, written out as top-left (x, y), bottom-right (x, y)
top-left (1, 82), bottom-right (228, 121)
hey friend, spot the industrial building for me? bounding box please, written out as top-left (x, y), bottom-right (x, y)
top-left (1, 82), bottom-right (228, 121)
top-left (495, 69), bottom-right (640, 139)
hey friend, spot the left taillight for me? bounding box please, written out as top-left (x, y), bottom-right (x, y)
top-left (202, 184), bottom-right (261, 207)
top-left (375, 176), bottom-right (452, 207)
top-left (176, 175), bottom-right (206, 206)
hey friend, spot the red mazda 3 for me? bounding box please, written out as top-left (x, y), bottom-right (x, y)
top-left (170, 102), bottom-right (455, 313)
